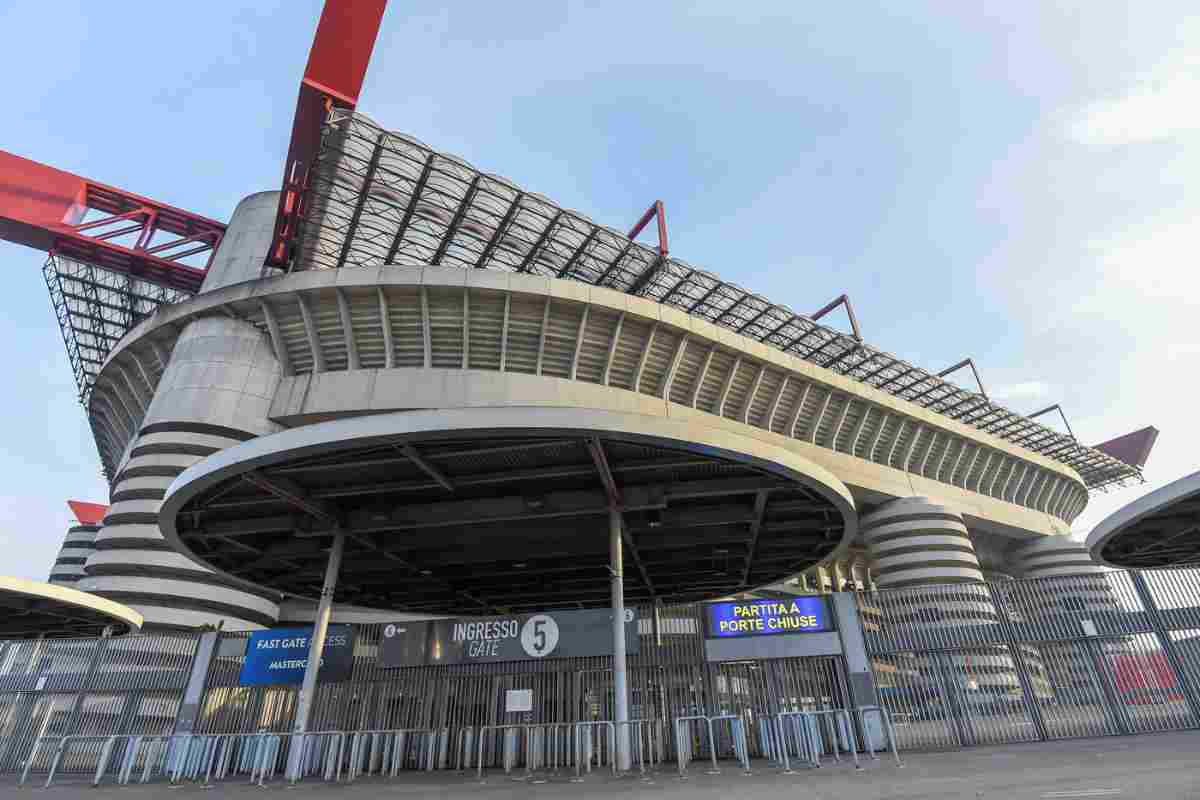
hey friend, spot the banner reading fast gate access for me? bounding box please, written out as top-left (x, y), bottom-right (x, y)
top-left (239, 625), bottom-right (356, 686)
top-left (379, 608), bottom-right (639, 667)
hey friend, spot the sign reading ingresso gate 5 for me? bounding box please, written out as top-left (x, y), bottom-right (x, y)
top-left (239, 625), bottom-right (355, 686)
top-left (704, 597), bottom-right (832, 638)
top-left (379, 609), bottom-right (639, 667)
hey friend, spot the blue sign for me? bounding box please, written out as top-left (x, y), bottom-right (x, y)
top-left (239, 625), bottom-right (355, 686)
top-left (704, 597), bottom-right (832, 638)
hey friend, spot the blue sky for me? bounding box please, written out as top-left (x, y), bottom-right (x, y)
top-left (1, 1), bottom-right (1197, 579)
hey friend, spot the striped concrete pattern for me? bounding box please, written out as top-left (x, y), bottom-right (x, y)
top-left (78, 422), bottom-right (281, 630)
top-left (1008, 537), bottom-right (1120, 615)
top-left (47, 523), bottom-right (100, 585)
top-left (860, 496), bottom-right (998, 630)
top-left (861, 497), bottom-right (986, 588)
top-left (79, 315), bottom-right (284, 631)
top-left (88, 277), bottom-right (1090, 525)
top-left (1010, 537), bottom-right (1106, 580)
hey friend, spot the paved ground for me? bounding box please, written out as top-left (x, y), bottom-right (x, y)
top-left (6, 731), bottom-right (1200, 799)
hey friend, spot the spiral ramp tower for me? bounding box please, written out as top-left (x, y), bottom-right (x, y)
top-left (78, 194), bottom-right (285, 630)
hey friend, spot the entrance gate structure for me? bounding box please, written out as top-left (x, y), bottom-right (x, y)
top-left (6, 567), bottom-right (1200, 780)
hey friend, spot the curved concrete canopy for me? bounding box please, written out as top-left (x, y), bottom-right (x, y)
top-left (0, 576), bottom-right (143, 638)
top-left (160, 407), bottom-right (858, 613)
top-left (1087, 470), bottom-right (1200, 569)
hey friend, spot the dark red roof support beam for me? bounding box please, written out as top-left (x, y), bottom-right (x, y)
top-left (266, 0), bottom-right (389, 269)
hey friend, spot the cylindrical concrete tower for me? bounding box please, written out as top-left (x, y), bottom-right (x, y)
top-left (79, 192), bottom-right (285, 631)
top-left (48, 522), bottom-right (100, 586)
top-left (861, 497), bottom-right (1024, 697)
top-left (861, 496), bottom-right (987, 590)
top-left (1009, 536), bottom-right (1119, 613)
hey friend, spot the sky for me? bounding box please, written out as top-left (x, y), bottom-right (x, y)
top-left (0, 1), bottom-right (1197, 580)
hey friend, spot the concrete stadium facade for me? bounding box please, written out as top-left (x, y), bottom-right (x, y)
top-left (69, 178), bottom-right (1112, 630)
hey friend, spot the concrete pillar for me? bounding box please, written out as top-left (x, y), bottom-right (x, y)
top-left (860, 497), bottom-right (987, 591)
top-left (197, 191), bottom-right (280, 293)
top-left (1008, 536), bottom-right (1121, 707)
top-left (860, 497), bottom-right (1023, 716)
top-left (609, 509), bottom-right (631, 772)
top-left (48, 522), bottom-right (99, 586)
top-left (286, 533), bottom-right (345, 783)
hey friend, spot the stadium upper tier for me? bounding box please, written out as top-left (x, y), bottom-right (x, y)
top-left (289, 110), bottom-right (1135, 491)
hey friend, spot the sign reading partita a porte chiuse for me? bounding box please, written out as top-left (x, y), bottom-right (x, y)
top-left (704, 597), bottom-right (832, 639)
top-left (379, 609), bottom-right (639, 667)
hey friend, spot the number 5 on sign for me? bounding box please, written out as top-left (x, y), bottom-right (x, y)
top-left (520, 614), bottom-right (560, 657)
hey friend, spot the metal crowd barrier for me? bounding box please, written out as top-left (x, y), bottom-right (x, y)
top-left (855, 705), bottom-right (903, 767)
top-left (21, 734), bottom-right (132, 788)
top-left (673, 714), bottom-right (751, 778)
top-left (526, 722), bottom-right (575, 782)
top-left (616, 719), bottom-right (665, 780)
top-left (807, 708), bottom-right (860, 769)
top-left (570, 720), bottom-right (617, 782)
top-left (117, 733), bottom-right (206, 784)
top-left (771, 711), bottom-right (823, 772)
top-left (268, 731), bottom-right (345, 785)
top-left (475, 724), bottom-right (527, 783)
top-left (345, 728), bottom-right (446, 780)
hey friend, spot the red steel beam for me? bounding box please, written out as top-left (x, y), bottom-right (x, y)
top-left (0, 150), bottom-right (223, 293)
top-left (266, 0), bottom-right (389, 268)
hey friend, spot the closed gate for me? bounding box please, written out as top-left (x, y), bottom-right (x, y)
top-left (861, 570), bottom-right (1200, 751)
top-left (0, 634), bottom-right (197, 775)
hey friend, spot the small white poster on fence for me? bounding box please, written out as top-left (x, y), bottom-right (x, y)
top-left (1080, 619), bottom-right (1098, 637)
top-left (505, 689), bottom-right (533, 712)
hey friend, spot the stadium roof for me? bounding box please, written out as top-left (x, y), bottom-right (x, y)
top-left (0, 576), bottom-right (143, 638)
top-left (1088, 470), bottom-right (1200, 568)
top-left (292, 110), bottom-right (1143, 491)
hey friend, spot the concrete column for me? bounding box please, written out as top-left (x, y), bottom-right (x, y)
top-left (860, 498), bottom-right (1023, 707)
top-left (609, 508), bottom-right (631, 772)
top-left (861, 497), bottom-right (986, 590)
top-left (286, 533), bottom-right (345, 783)
top-left (1009, 537), bottom-right (1117, 611)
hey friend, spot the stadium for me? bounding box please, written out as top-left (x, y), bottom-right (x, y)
top-left (58, 105), bottom-right (1147, 630)
top-left (5, 0), bottom-right (1195, 787)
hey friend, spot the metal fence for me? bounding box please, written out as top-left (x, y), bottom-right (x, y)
top-left (4, 567), bottom-right (1200, 780)
top-left (858, 568), bottom-right (1200, 750)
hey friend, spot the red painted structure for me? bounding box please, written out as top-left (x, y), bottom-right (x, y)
top-left (266, 0), bottom-right (389, 268)
top-left (0, 0), bottom-right (391, 285)
top-left (66, 500), bottom-right (109, 527)
top-left (1096, 427), bottom-right (1160, 470)
top-left (0, 151), bottom-right (222, 293)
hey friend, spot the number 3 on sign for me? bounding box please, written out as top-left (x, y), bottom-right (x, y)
top-left (520, 614), bottom-right (560, 657)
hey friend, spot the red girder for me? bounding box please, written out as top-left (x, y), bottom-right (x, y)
top-left (0, 150), bottom-right (223, 293)
top-left (266, 0), bottom-right (389, 268)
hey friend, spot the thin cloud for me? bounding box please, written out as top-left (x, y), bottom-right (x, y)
top-left (1064, 73), bottom-right (1200, 147)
